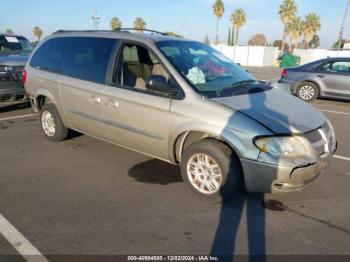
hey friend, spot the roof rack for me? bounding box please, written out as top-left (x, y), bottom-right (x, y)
top-left (54, 29), bottom-right (166, 36)
top-left (118, 28), bottom-right (166, 35)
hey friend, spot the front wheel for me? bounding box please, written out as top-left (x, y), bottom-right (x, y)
top-left (296, 82), bottom-right (319, 102)
top-left (180, 139), bottom-right (242, 203)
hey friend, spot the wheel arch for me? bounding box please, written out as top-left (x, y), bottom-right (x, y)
top-left (34, 88), bottom-right (56, 109)
top-left (296, 79), bottom-right (322, 98)
top-left (172, 129), bottom-right (243, 164)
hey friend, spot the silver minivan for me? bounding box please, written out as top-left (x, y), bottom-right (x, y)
top-left (24, 30), bottom-right (337, 202)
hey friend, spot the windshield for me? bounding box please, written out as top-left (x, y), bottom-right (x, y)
top-left (156, 40), bottom-right (255, 96)
top-left (0, 35), bottom-right (33, 55)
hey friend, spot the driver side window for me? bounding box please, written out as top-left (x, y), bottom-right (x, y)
top-left (114, 43), bottom-right (173, 93)
top-left (320, 60), bottom-right (350, 74)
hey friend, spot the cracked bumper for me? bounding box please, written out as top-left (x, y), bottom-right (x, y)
top-left (240, 151), bottom-right (335, 193)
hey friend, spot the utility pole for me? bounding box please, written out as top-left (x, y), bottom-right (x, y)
top-left (338, 0), bottom-right (350, 51)
top-left (91, 9), bottom-right (100, 30)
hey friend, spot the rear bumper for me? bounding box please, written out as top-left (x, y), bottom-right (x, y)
top-left (271, 81), bottom-right (292, 94)
top-left (279, 78), bottom-right (297, 94)
top-left (240, 150), bottom-right (335, 193)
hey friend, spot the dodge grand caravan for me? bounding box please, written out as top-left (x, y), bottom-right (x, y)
top-left (24, 30), bottom-right (337, 202)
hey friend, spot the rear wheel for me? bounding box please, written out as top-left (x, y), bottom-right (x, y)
top-left (180, 139), bottom-right (242, 203)
top-left (296, 82), bottom-right (319, 102)
top-left (40, 103), bottom-right (68, 142)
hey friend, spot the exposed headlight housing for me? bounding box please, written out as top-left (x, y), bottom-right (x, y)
top-left (254, 136), bottom-right (307, 158)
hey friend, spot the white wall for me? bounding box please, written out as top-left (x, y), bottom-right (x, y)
top-left (213, 45), bottom-right (350, 66)
top-left (293, 49), bottom-right (350, 64)
top-left (212, 45), bottom-right (279, 66)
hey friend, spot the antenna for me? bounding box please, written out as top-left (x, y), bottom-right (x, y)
top-left (91, 9), bottom-right (100, 30)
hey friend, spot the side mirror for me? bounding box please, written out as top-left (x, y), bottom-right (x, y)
top-left (145, 75), bottom-right (178, 96)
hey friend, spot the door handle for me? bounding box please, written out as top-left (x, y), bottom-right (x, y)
top-left (88, 96), bottom-right (101, 104)
top-left (104, 100), bottom-right (119, 108)
top-left (317, 74), bottom-right (326, 78)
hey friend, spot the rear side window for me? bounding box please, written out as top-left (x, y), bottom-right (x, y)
top-left (30, 37), bottom-right (70, 72)
top-left (62, 37), bottom-right (117, 84)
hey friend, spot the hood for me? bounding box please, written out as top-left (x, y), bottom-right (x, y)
top-left (212, 87), bottom-right (326, 134)
top-left (0, 53), bottom-right (29, 66)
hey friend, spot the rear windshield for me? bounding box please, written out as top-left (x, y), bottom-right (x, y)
top-left (0, 36), bottom-right (33, 55)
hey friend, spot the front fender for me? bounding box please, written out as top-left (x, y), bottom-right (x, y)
top-left (168, 121), bottom-right (260, 163)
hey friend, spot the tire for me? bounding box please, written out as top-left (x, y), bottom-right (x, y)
top-left (40, 103), bottom-right (68, 142)
top-left (296, 82), bottom-right (319, 102)
top-left (180, 139), bottom-right (242, 203)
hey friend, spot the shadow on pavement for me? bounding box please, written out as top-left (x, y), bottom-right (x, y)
top-left (0, 101), bottom-right (31, 113)
top-left (128, 159), bottom-right (182, 185)
top-left (211, 87), bottom-right (289, 261)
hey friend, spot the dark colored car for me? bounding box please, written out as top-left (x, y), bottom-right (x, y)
top-left (0, 33), bottom-right (33, 102)
top-left (279, 57), bottom-right (350, 102)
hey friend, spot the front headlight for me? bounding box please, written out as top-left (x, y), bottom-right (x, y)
top-left (254, 136), bottom-right (306, 157)
top-left (0, 65), bottom-right (12, 72)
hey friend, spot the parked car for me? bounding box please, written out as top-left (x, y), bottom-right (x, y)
top-left (24, 30), bottom-right (336, 202)
top-left (0, 33), bottom-right (33, 102)
top-left (279, 57), bottom-right (350, 102)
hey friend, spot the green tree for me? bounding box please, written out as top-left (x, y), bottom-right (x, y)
top-left (309, 35), bottom-right (320, 48)
top-left (134, 17), bottom-right (146, 33)
top-left (230, 8), bottom-right (247, 46)
top-left (163, 32), bottom-right (183, 38)
top-left (5, 29), bottom-right (14, 34)
top-left (33, 26), bottom-right (43, 42)
top-left (332, 38), bottom-right (346, 49)
top-left (302, 13), bottom-right (321, 49)
top-left (212, 0), bottom-right (225, 45)
top-left (227, 28), bottom-right (231, 46)
top-left (231, 28), bottom-right (235, 47)
top-left (204, 35), bottom-right (210, 45)
top-left (248, 33), bottom-right (267, 46)
top-left (110, 17), bottom-right (122, 31)
top-left (288, 16), bottom-right (302, 48)
top-left (278, 0), bottom-right (298, 51)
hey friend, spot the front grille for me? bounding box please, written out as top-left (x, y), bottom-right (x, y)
top-left (0, 75), bottom-right (13, 81)
top-left (304, 122), bottom-right (333, 156)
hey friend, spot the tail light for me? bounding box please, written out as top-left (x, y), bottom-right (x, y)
top-left (281, 68), bottom-right (287, 78)
top-left (21, 69), bottom-right (27, 86)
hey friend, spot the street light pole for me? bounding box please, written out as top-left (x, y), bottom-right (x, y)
top-left (91, 9), bottom-right (100, 30)
top-left (338, 0), bottom-right (350, 51)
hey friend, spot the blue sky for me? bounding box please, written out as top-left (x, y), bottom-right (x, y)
top-left (1, 0), bottom-right (349, 48)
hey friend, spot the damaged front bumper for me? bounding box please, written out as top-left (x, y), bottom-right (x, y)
top-left (240, 146), bottom-right (336, 193)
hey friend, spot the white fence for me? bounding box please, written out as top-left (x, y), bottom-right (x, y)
top-left (293, 49), bottom-right (350, 64)
top-left (213, 45), bottom-right (350, 66)
top-left (212, 45), bottom-right (279, 66)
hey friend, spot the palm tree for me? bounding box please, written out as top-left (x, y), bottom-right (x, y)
top-left (110, 17), bottom-right (122, 31)
top-left (230, 8), bottom-right (246, 46)
top-left (288, 16), bottom-right (302, 48)
top-left (134, 17), bottom-right (146, 33)
top-left (212, 0), bottom-right (225, 45)
top-left (302, 13), bottom-right (321, 49)
top-left (33, 26), bottom-right (43, 42)
top-left (278, 0), bottom-right (298, 51)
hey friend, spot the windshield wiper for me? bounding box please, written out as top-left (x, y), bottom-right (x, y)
top-left (216, 79), bottom-right (255, 96)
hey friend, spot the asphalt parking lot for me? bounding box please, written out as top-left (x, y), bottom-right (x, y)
top-left (0, 69), bottom-right (349, 260)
